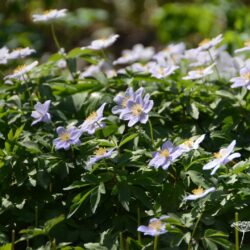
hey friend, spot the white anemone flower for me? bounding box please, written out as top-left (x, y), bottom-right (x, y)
top-left (197, 34), bottom-right (223, 51)
top-left (203, 140), bottom-right (241, 175)
top-left (32, 9), bottom-right (67, 22)
top-left (148, 62), bottom-right (179, 79)
top-left (113, 44), bottom-right (154, 65)
top-left (184, 187), bottom-right (216, 201)
top-left (179, 134), bottom-right (205, 153)
top-left (8, 47), bottom-right (35, 60)
top-left (82, 34), bottom-right (119, 50)
top-left (235, 40), bottom-right (250, 54)
top-left (230, 66), bottom-right (250, 89)
top-left (182, 64), bottom-right (215, 80)
top-left (4, 61), bottom-right (38, 80)
top-left (0, 47), bottom-right (9, 64)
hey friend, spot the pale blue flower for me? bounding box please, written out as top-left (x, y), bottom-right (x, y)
top-left (230, 66), bottom-right (250, 89)
top-left (184, 187), bottom-right (216, 201)
top-left (119, 90), bottom-right (153, 127)
top-left (79, 103), bottom-right (106, 135)
top-left (149, 141), bottom-right (182, 170)
top-left (203, 140), bottom-right (241, 175)
top-left (179, 134), bottom-right (205, 153)
top-left (53, 126), bottom-right (82, 150)
top-left (85, 147), bottom-right (115, 170)
top-left (31, 100), bottom-right (51, 126)
top-left (111, 87), bottom-right (143, 115)
top-left (137, 215), bottom-right (169, 236)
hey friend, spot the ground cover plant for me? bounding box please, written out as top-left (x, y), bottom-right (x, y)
top-left (1, 5), bottom-right (250, 250)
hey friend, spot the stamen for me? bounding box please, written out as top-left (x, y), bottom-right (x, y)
top-left (94, 147), bottom-right (107, 156)
top-left (59, 132), bottom-right (71, 142)
top-left (192, 187), bottom-right (204, 195)
top-left (198, 38), bottom-right (210, 47)
top-left (148, 219), bottom-right (162, 231)
top-left (131, 104), bottom-right (143, 116)
top-left (86, 111), bottom-right (97, 121)
top-left (160, 149), bottom-right (170, 158)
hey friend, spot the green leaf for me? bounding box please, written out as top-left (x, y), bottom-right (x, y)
top-left (189, 103), bottom-right (199, 119)
top-left (0, 243), bottom-right (12, 250)
top-left (119, 133), bottom-right (138, 147)
top-left (44, 214), bottom-right (65, 233)
top-left (90, 182), bottom-right (106, 213)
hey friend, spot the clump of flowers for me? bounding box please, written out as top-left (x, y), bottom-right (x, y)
top-left (114, 87), bottom-right (153, 127)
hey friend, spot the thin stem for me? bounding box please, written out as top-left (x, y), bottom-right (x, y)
top-left (148, 120), bottom-right (155, 148)
top-left (11, 229), bottom-right (15, 250)
top-left (137, 207), bottom-right (141, 243)
top-left (235, 212), bottom-right (239, 250)
top-left (119, 232), bottom-right (124, 250)
top-left (35, 205), bottom-right (38, 227)
top-left (125, 237), bottom-right (130, 250)
top-left (240, 232), bottom-right (245, 248)
top-left (188, 209), bottom-right (204, 250)
top-left (51, 24), bottom-right (61, 51)
top-left (207, 49), bottom-right (220, 80)
top-left (153, 235), bottom-right (159, 250)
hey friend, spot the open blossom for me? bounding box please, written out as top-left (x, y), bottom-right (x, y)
top-left (235, 40), bottom-right (250, 53)
top-left (4, 61), bottom-right (38, 80)
top-left (179, 134), bottom-right (205, 153)
top-left (137, 215), bottom-right (169, 236)
top-left (31, 100), bottom-right (51, 126)
top-left (182, 64), bottom-right (215, 80)
top-left (32, 9), bottom-right (67, 22)
top-left (196, 34), bottom-right (223, 51)
top-left (149, 141), bottom-right (182, 170)
top-left (53, 126), bottom-right (82, 150)
top-left (119, 90), bottom-right (153, 127)
top-left (148, 62), bottom-right (179, 79)
top-left (82, 34), bottom-right (119, 50)
top-left (79, 103), bottom-right (106, 134)
top-left (85, 147), bottom-right (116, 170)
top-left (184, 187), bottom-right (216, 201)
top-left (203, 140), bottom-right (241, 175)
top-left (0, 47), bottom-right (9, 64)
top-left (113, 44), bottom-right (154, 65)
top-left (112, 87), bottom-right (144, 115)
top-left (230, 66), bottom-right (250, 89)
top-left (8, 47), bottom-right (35, 60)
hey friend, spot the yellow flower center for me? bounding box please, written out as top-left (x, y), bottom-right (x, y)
top-left (213, 148), bottom-right (227, 159)
top-left (13, 65), bottom-right (26, 73)
top-left (160, 149), bottom-right (170, 158)
top-left (192, 187), bottom-right (204, 195)
top-left (59, 132), bottom-right (71, 142)
top-left (244, 40), bottom-right (250, 47)
top-left (94, 147), bottom-right (107, 156)
top-left (121, 97), bottom-right (130, 108)
top-left (43, 9), bottom-right (55, 15)
top-left (148, 220), bottom-right (162, 231)
top-left (183, 139), bottom-right (194, 148)
top-left (198, 38), bottom-right (210, 47)
top-left (243, 72), bottom-right (250, 80)
top-left (13, 48), bottom-right (23, 52)
top-left (131, 104), bottom-right (143, 116)
top-left (86, 111), bottom-right (97, 121)
top-left (195, 67), bottom-right (205, 75)
top-left (157, 67), bottom-right (165, 75)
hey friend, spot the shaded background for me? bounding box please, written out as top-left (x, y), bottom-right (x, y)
top-left (1, 0), bottom-right (250, 56)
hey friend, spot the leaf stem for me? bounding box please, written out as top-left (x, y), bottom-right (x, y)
top-left (153, 235), bottom-right (159, 250)
top-left (137, 207), bottom-right (141, 243)
top-left (11, 229), bottom-right (15, 250)
top-left (51, 24), bottom-right (61, 51)
top-left (119, 232), bottom-right (125, 250)
top-left (148, 119), bottom-right (155, 148)
top-left (235, 212), bottom-right (239, 250)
